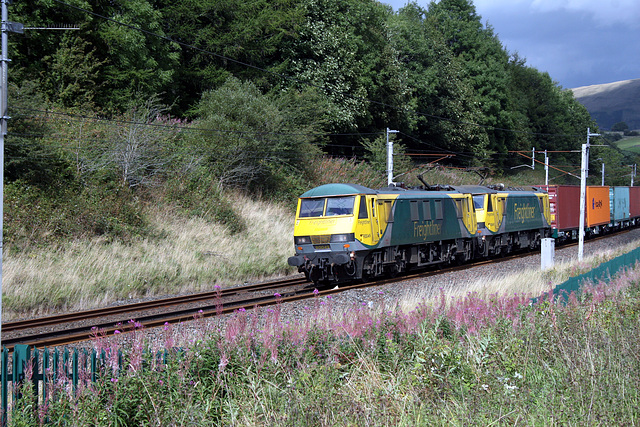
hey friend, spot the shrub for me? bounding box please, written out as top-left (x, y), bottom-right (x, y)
top-left (4, 180), bottom-right (147, 250)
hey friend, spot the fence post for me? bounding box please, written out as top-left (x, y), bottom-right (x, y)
top-left (63, 348), bottom-right (69, 383)
top-left (91, 350), bottom-right (97, 383)
top-left (32, 348), bottom-right (40, 409)
top-left (52, 349), bottom-right (59, 386)
top-left (2, 347), bottom-right (8, 426)
top-left (72, 349), bottom-right (78, 393)
top-left (42, 348), bottom-right (50, 407)
top-left (12, 345), bottom-right (31, 403)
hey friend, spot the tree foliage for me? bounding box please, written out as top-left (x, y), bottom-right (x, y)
top-left (2, 0), bottom-right (607, 247)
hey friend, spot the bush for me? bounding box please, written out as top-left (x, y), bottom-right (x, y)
top-left (162, 172), bottom-right (247, 234)
top-left (4, 180), bottom-right (148, 250)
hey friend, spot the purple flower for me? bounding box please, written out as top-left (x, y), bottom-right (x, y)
top-left (114, 330), bottom-right (121, 334)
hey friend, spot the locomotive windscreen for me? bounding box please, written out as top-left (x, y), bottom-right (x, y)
top-left (299, 196), bottom-right (356, 217)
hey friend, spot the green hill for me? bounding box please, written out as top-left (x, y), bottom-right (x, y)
top-left (571, 79), bottom-right (640, 130)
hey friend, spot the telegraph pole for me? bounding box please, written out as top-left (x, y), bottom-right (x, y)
top-left (1, 0), bottom-right (8, 348)
top-left (386, 128), bottom-right (398, 186)
top-left (578, 128), bottom-right (601, 261)
top-left (544, 150), bottom-right (549, 185)
top-left (1, 0), bottom-right (22, 347)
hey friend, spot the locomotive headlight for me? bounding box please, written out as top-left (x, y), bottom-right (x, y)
top-left (330, 233), bottom-right (355, 243)
top-left (294, 236), bottom-right (312, 245)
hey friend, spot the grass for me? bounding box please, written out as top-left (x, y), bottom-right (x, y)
top-left (2, 193), bottom-right (296, 319)
top-left (8, 254), bottom-right (640, 425)
top-left (614, 135), bottom-right (640, 153)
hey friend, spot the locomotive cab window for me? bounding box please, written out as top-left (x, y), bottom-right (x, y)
top-left (299, 196), bottom-right (356, 217)
top-left (299, 198), bottom-right (325, 217)
top-left (358, 196), bottom-right (368, 219)
top-left (326, 196), bottom-right (355, 216)
top-left (473, 195), bottom-right (485, 210)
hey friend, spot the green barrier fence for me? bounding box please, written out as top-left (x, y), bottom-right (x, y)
top-left (533, 245), bottom-right (640, 304)
top-left (0, 344), bottom-right (170, 425)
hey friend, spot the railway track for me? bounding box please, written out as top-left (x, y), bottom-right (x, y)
top-left (0, 252), bottom-right (529, 351)
top-left (1, 230), bottom-right (632, 351)
top-left (1, 276), bottom-right (310, 350)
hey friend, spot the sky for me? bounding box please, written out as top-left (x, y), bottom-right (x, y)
top-left (382, 0), bottom-right (640, 89)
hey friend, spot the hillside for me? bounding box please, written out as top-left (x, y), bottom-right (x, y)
top-left (571, 79), bottom-right (640, 130)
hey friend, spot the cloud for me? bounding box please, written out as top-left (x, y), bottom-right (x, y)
top-left (476, 0), bottom-right (640, 27)
top-left (384, 0), bottom-right (639, 88)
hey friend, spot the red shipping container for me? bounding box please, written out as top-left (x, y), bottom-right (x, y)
top-left (539, 185), bottom-right (581, 231)
top-left (630, 187), bottom-right (640, 218)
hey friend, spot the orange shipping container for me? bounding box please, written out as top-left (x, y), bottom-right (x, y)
top-left (586, 186), bottom-right (610, 227)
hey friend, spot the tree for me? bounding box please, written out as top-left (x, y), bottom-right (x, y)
top-left (611, 122), bottom-right (629, 132)
top-left (40, 36), bottom-right (104, 111)
top-left (108, 98), bottom-right (179, 188)
top-left (280, 0), bottom-right (409, 138)
top-left (390, 2), bottom-right (489, 161)
top-left (11, 0), bottom-right (180, 113)
top-left (362, 133), bottom-right (412, 179)
top-left (424, 0), bottom-right (516, 161)
top-left (189, 77), bottom-right (322, 193)
top-left (5, 81), bottom-right (73, 188)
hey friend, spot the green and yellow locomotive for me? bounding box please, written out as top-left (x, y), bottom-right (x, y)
top-left (288, 183), bottom-right (552, 284)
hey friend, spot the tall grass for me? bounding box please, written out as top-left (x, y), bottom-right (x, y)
top-left (2, 194), bottom-right (296, 319)
top-left (9, 259), bottom-right (640, 425)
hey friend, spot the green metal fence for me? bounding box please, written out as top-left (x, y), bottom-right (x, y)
top-left (533, 245), bottom-right (640, 303)
top-left (0, 343), bottom-right (154, 425)
top-left (1, 342), bottom-right (172, 425)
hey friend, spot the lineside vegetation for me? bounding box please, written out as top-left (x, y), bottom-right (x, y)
top-left (8, 255), bottom-right (640, 425)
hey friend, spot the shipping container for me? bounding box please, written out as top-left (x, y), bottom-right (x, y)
top-left (610, 186), bottom-right (630, 224)
top-left (586, 186), bottom-right (610, 227)
top-left (629, 187), bottom-right (640, 218)
top-left (539, 185), bottom-right (611, 233)
top-left (539, 185), bottom-right (581, 232)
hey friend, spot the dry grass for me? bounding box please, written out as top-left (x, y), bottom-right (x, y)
top-left (2, 193), bottom-right (296, 320)
top-left (396, 240), bottom-right (640, 314)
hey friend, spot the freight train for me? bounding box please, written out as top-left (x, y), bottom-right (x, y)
top-left (287, 183), bottom-right (640, 284)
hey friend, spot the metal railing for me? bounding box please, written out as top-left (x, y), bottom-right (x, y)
top-left (1, 343), bottom-right (169, 425)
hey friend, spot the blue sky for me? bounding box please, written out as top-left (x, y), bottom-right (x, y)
top-left (382, 0), bottom-right (640, 89)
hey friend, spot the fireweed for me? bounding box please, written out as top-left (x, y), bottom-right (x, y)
top-left (8, 266), bottom-right (640, 425)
